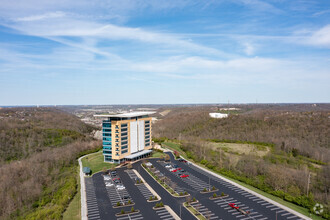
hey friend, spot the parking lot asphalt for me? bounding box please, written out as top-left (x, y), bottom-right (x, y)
top-left (88, 162), bottom-right (193, 220)
top-left (155, 152), bottom-right (305, 220)
top-left (84, 152), bottom-right (306, 220)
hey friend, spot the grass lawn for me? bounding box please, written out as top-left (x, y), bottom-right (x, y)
top-left (63, 167), bottom-right (81, 220)
top-left (81, 150), bottom-right (117, 175)
top-left (150, 150), bottom-right (166, 158)
top-left (162, 142), bottom-right (187, 157)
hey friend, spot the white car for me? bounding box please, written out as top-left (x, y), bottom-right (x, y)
top-left (116, 185), bottom-right (126, 190)
top-left (103, 175), bottom-right (111, 181)
top-left (105, 182), bottom-right (113, 187)
top-left (165, 164), bottom-right (172, 169)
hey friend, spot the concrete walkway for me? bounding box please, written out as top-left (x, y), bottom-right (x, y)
top-left (78, 151), bottom-right (100, 220)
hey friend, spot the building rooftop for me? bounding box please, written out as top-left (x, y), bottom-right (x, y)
top-left (94, 111), bottom-right (156, 118)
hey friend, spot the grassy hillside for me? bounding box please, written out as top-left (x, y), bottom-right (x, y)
top-left (153, 106), bottom-right (330, 219)
top-left (0, 107), bottom-right (101, 220)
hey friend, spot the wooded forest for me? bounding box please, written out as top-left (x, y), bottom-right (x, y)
top-left (0, 108), bottom-right (101, 219)
top-left (153, 104), bottom-right (330, 218)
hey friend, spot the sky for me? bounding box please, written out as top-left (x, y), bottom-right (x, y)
top-left (0, 0), bottom-right (329, 105)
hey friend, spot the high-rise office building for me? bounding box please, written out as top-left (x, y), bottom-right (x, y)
top-left (95, 112), bottom-right (154, 163)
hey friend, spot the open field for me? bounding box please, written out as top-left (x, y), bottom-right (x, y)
top-left (209, 142), bottom-right (270, 157)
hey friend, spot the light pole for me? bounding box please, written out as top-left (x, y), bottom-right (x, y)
top-left (180, 203), bottom-right (182, 218)
top-left (276, 211), bottom-right (278, 220)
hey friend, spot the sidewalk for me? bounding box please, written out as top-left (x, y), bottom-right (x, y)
top-left (78, 151), bottom-right (100, 220)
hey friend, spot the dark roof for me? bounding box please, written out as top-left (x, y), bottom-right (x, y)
top-left (83, 167), bottom-right (91, 173)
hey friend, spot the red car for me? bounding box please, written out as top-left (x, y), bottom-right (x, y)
top-left (180, 174), bottom-right (189, 178)
top-left (177, 168), bottom-right (182, 170)
top-left (171, 169), bottom-right (178, 172)
top-left (113, 177), bottom-right (120, 181)
top-left (229, 203), bottom-right (239, 209)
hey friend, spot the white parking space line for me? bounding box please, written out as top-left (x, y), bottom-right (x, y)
top-left (287, 215), bottom-right (298, 219)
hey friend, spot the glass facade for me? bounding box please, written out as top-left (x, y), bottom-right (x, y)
top-left (102, 120), bottom-right (112, 162)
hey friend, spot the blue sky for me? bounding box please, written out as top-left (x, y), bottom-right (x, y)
top-left (0, 0), bottom-right (329, 105)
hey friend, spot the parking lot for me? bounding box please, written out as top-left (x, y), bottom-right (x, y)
top-left (103, 171), bottom-right (134, 206)
top-left (126, 170), bottom-right (155, 201)
top-left (85, 178), bottom-right (101, 220)
top-left (83, 152), bottom-right (306, 220)
top-left (163, 153), bottom-right (305, 220)
top-left (85, 165), bottom-right (184, 220)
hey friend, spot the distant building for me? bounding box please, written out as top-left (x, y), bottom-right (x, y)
top-left (209, 113), bottom-right (228, 118)
top-left (95, 112), bottom-right (155, 164)
top-left (219, 108), bottom-right (240, 111)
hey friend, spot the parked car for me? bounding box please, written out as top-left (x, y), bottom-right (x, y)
top-left (179, 159), bottom-right (187, 163)
top-left (177, 168), bottom-right (182, 170)
top-left (173, 164), bottom-right (178, 168)
top-left (171, 169), bottom-right (178, 172)
top-left (116, 185), bottom-right (126, 190)
top-left (165, 164), bottom-right (172, 169)
top-left (103, 175), bottom-right (111, 181)
top-left (180, 174), bottom-right (189, 178)
top-left (105, 182), bottom-right (114, 187)
top-left (229, 203), bottom-right (239, 209)
top-left (121, 195), bottom-right (130, 200)
top-left (179, 169), bottom-right (185, 172)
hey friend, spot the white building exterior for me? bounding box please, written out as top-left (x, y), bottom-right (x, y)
top-left (209, 113), bottom-right (228, 118)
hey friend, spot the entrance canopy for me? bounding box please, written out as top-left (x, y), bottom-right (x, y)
top-left (125, 149), bottom-right (152, 160)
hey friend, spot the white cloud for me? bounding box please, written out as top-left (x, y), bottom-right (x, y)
top-left (5, 15), bottom-right (231, 58)
top-left (307, 25), bottom-right (330, 48)
top-left (243, 42), bottom-right (255, 55)
top-left (16, 11), bottom-right (66, 22)
top-left (238, 0), bottom-right (282, 13)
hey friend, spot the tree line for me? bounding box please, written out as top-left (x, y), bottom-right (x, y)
top-left (0, 107), bottom-right (101, 219)
top-left (153, 105), bottom-right (329, 218)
